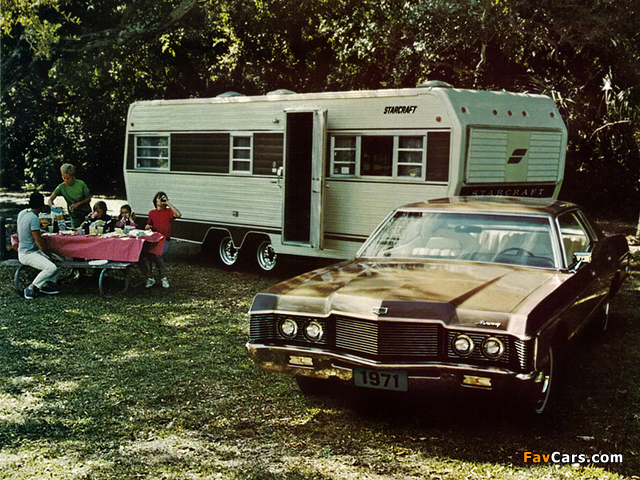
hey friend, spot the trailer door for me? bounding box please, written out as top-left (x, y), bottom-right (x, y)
top-left (282, 109), bottom-right (327, 248)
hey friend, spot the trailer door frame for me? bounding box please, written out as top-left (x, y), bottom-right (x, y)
top-left (282, 108), bottom-right (327, 249)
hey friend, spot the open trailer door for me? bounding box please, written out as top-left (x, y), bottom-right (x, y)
top-left (282, 109), bottom-right (327, 249)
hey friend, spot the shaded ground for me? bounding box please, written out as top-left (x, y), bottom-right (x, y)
top-left (1, 192), bottom-right (640, 479)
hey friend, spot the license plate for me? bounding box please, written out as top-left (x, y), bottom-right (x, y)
top-left (353, 368), bottom-right (408, 392)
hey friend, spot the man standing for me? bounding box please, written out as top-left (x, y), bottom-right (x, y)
top-left (17, 191), bottom-right (60, 299)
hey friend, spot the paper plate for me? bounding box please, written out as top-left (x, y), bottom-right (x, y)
top-left (88, 259), bottom-right (108, 266)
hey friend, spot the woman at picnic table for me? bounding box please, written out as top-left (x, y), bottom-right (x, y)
top-left (47, 163), bottom-right (92, 228)
top-left (141, 191), bottom-right (181, 289)
top-left (17, 191), bottom-right (60, 299)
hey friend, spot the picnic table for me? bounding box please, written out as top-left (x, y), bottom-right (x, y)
top-left (4, 231), bottom-right (165, 297)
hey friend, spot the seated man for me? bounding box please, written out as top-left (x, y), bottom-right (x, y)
top-left (17, 191), bottom-right (60, 299)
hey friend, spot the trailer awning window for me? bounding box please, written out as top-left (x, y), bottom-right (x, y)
top-left (332, 136), bottom-right (357, 175)
top-left (135, 136), bottom-right (169, 170)
top-left (397, 136), bottom-right (424, 178)
top-left (231, 135), bottom-right (252, 172)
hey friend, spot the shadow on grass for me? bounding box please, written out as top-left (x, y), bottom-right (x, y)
top-left (1, 255), bottom-right (639, 478)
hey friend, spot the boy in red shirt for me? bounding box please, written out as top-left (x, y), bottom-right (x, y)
top-left (143, 191), bottom-right (181, 288)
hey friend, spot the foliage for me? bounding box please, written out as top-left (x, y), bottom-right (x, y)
top-left (1, 0), bottom-right (639, 212)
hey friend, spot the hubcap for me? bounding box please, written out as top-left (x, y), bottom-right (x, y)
top-left (219, 237), bottom-right (239, 265)
top-left (533, 348), bottom-right (553, 414)
top-left (257, 241), bottom-right (277, 271)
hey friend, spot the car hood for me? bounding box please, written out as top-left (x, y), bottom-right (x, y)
top-left (253, 260), bottom-right (565, 335)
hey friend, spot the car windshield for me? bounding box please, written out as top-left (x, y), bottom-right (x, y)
top-left (359, 211), bottom-right (557, 268)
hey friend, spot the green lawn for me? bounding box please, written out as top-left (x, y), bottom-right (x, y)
top-left (1, 242), bottom-right (639, 479)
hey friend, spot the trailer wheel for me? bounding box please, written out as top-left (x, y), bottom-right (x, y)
top-left (218, 236), bottom-right (240, 267)
top-left (256, 240), bottom-right (278, 272)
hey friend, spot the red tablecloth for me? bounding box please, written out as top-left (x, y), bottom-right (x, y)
top-left (12, 232), bottom-right (165, 263)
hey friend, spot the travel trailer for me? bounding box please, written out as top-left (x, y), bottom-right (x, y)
top-left (123, 83), bottom-right (567, 271)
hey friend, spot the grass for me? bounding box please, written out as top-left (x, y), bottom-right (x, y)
top-left (1, 233), bottom-right (640, 478)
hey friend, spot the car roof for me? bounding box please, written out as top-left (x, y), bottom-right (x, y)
top-left (398, 196), bottom-right (577, 217)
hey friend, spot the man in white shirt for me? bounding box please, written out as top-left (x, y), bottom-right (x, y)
top-left (17, 192), bottom-right (60, 299)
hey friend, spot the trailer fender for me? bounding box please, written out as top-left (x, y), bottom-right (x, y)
top-left (203, 226), bottom-right (278, 251)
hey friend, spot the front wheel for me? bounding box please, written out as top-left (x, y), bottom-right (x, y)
top-left (529, 346), bottom-right (554, 415)
top-left (255, 240), bottom-right (278, 272)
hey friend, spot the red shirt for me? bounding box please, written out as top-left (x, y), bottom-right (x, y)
top-left (148, 208), bottom-right (176, 239)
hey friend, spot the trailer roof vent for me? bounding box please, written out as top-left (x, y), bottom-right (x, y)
top-left (216, 91), bottom-right (245, 98)
top-left (416, 80), bottom-right (453, 89)
top-left (267, 89), bottom-right (297, 96)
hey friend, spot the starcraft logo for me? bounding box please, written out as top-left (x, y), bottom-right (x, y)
top-left (507, 148), bottom-right (528, 164)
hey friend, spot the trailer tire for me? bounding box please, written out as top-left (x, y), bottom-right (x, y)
top-left (217, 235), bottom-right (240, 268)
top-left (255, 240), bottom-right (278, 272)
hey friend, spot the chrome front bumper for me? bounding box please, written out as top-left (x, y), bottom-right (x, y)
top-left (246, 342), bottom-right (536, 391)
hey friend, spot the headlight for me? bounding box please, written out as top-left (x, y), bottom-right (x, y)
top-left (482, 337), bottom-right (505, 359)
top-left (280, 318), bottom-right (298, 339)
top-left (452, 334), bottom-right (474, 356)
top-left (304, 321), bottom-right (324, 342)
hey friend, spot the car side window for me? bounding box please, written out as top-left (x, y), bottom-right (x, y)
top-left (557, 212), bottom-right (591, 267)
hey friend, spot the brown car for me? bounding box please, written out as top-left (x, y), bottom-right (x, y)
top-left (246, 197), bottom-right (629, 414)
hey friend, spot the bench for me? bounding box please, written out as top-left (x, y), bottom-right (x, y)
top-left (1, 258), bottom-right (135, 298)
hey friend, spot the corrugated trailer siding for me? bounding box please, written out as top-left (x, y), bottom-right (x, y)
top-left (125, 172), bottom-right (282, 237)
top-left (467, 130), bottom-right (508, 182)
top-left (128, 92), bottom-right (450, 133)
top-left (466, 129), bottom-right (563, 184)
top-left (527, 132), bottom-right (562, 182)
top-left (324, 180), bottom-right (448, 238)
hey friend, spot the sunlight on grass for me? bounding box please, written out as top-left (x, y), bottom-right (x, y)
top-left (0, 448), bottom-right (112, 480)
top-left (1, 247), bottom-right (638, 479)
top-left (0, 391), bottom-right (42, 422)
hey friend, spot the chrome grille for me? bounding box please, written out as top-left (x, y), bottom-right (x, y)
top-left (335, 316), bottom-right (439, 357)
top-left (249, 314), bottom-right (277, 341)
top-left (513, 338), bottom-right (531, 370)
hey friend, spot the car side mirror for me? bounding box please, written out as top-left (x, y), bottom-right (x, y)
top-left (569, 251), bottom-right (592, 273)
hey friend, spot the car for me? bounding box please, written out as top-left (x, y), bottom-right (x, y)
top-left (246, 197), bottom-right (630, 414)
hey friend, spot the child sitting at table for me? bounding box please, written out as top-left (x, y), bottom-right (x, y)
top-left (81, 201), bottom-right (116, 233)
top-left (115, 204), bottom-right (137, 229)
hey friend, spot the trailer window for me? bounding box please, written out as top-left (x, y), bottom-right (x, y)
top-left (231, 135), bottom-right (252, 172)
top-left (426, 131), bottom-right (450, 181)
top-left (397, 136), bottom-right (424, 178)
top-left (361, 136), bottom-right (393, 176)
top-left (332, 136), bottom-right (357, 175)
top-left (135, 136), bottom-right (169, 170)
top-left (329, 131), bottom-right (450, 181)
